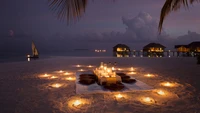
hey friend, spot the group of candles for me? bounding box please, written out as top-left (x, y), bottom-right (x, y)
top-left (94, 62), bottom-right (117, 78)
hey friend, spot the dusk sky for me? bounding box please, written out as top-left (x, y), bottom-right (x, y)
top-left (1, 0), bottom-right (200, 56)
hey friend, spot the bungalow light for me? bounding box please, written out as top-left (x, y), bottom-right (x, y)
top-left (59, 70), bottom-right (63, 73)
top-left (88, 65), bottom-right (92, 68)
top-left (76, 65), bottom-right (81, 67)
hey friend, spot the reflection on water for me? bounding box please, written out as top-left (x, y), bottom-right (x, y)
top-left (28, 58), bottom-right (30, 61)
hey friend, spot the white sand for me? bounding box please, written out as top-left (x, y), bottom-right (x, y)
top-left (0, 57), bottom-right (200, 113)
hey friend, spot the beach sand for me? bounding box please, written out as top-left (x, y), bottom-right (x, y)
top-left (0, 57), bottom-right (200, 113)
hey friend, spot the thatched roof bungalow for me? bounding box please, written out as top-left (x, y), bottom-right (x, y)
top-left (113, 44), bottom-right (130, 52)
top-left (174, 45), bottom-right (189, 52)
top-left (113, 44), bottom-right (130, 57)
top-left (143, 43), bottom-right (165, 52)
top-left (143, 43), bottom-right (165, 57)
top-left (188, 41), bottom-right (200, 52)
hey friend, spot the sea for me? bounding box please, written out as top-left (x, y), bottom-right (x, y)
top-left (0, 49), bottom-right (188, 63)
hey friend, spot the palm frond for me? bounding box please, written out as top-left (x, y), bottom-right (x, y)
top-left (48, 0), bottom-right (88, 24)
top-left (158, 0), bottom-right (200, 34)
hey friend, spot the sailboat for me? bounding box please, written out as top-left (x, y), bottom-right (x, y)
top-left (27, 42), bottom-right (39, 58)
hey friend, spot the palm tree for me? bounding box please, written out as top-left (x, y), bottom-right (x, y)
top-left (48, 0), bottom-right (88, 24)
top-left (48, 0), bottom-right (199, 33)
top-left (158, 0), bottom-right (200, 33)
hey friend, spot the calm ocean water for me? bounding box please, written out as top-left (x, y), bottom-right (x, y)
top-left (0, 51), bottom-right (111, 63)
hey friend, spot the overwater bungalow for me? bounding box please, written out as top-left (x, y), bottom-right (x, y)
top-left (174, 45), bottom-right (190, 56)
top-left (175, 41), bottom-right (200, 57)
top-left (143, 43), bottom-right (166, 57)
top-left (113, 44), bottom-right (130, 57)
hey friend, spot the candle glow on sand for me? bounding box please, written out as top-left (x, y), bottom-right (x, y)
top-left (73, 100), bottom-right (82, 106)
top-left (78, 69), bottom-right (84, 71)
top-left (161, 82), bottom-right (176, 87)
top-left (50, 76), bottom-right (57, 79)
top-left (51, 83), bottom-right (62, 88)
top-left (115, 94), bottom-right (124, 99)
top-left (66, 77), bottom-right (76, 81)
top-left (128, 72), bottom-right (137, 74)
top-left (87, 65), bottom-right (93, 68)
top-left (64, 72), bottom-right (73, 75)
top-left (144, 74), bottom-right (154, 77)
top-left (141, 97), bottom-right (155, 104)
top-left (68, 98), bottom-right (90, 109)
top-left (39, 73), bottom-right (50, 78)
top-left (157, 90), bottom-right (166, 96)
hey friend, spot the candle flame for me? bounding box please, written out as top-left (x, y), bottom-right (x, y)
top-left (115, 94), bottom-right (123, 99)
top-left (73, 100), bottom-right (81, 106)
top-left (51, 76), bottom-right (57, 79)
top-left (157, 90), bottom-right (165, 96)
top-left (51, 83), bottom-right (62, 88)
top-left (142, 97), bottom-right (154, 103)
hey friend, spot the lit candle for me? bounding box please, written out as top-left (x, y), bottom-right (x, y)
top-left (112, 67), bottom-right (115, 70)
top-left (73, 100), bottom-right (81, 106)
top-left (115, 94), bottom-right (123, 99)
top-left (157, 90), bottom-right (165, 96)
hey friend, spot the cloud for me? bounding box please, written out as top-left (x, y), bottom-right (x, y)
top-left (175, 30), bottom-right (200, 44)
top-left (121, 12), bottom-right (169, 41)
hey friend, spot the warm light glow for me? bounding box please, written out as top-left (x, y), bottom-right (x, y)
top-left (128, 72), bottom-right (137, 74)
top-left (112, 67), bottom-right (115, 70)
top-left (50, 76), bottom-right (57, 79)
top-left (107, 69), bottom-right (111, 73)
top-left (64, 72), bottom-right (70, 75)
top-left (78, 69), bottom-right (84, 71)
top-left (66, 77), bottom-right (76, 81)
top-left (115, 94), bottom-right (123, 99)
top-left (40, 73), bottom-right (50, 78)
top-left (76, 65), bottom-right (81, 67)
top-left (73, 100), bottom-right (82, 106)
top-left (88, 65), bottom-right (92, 68)
top-left (162, 82), bottom-right (172, 87)
top-left (142, 97), bottom-right (154, 104)
top-left (144, 74), bottom-right (154, 77)
top-left (118, 68), bottom-right (121, 71)
top-left (157, 90), bottom-right (165, 96)
top-left (51, 83), bottom-right (62, 88)
top-left (130, 67), bottom-right (134, 71)
top-left (161, 82), bottom-right (177, 87)
top-left (59, 70), bottom-right (63, 73)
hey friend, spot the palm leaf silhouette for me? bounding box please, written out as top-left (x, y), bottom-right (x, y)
top-left (158, 0), bottom-right (200, 34)
top-left (48, 0), bottom-right (88, 24)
